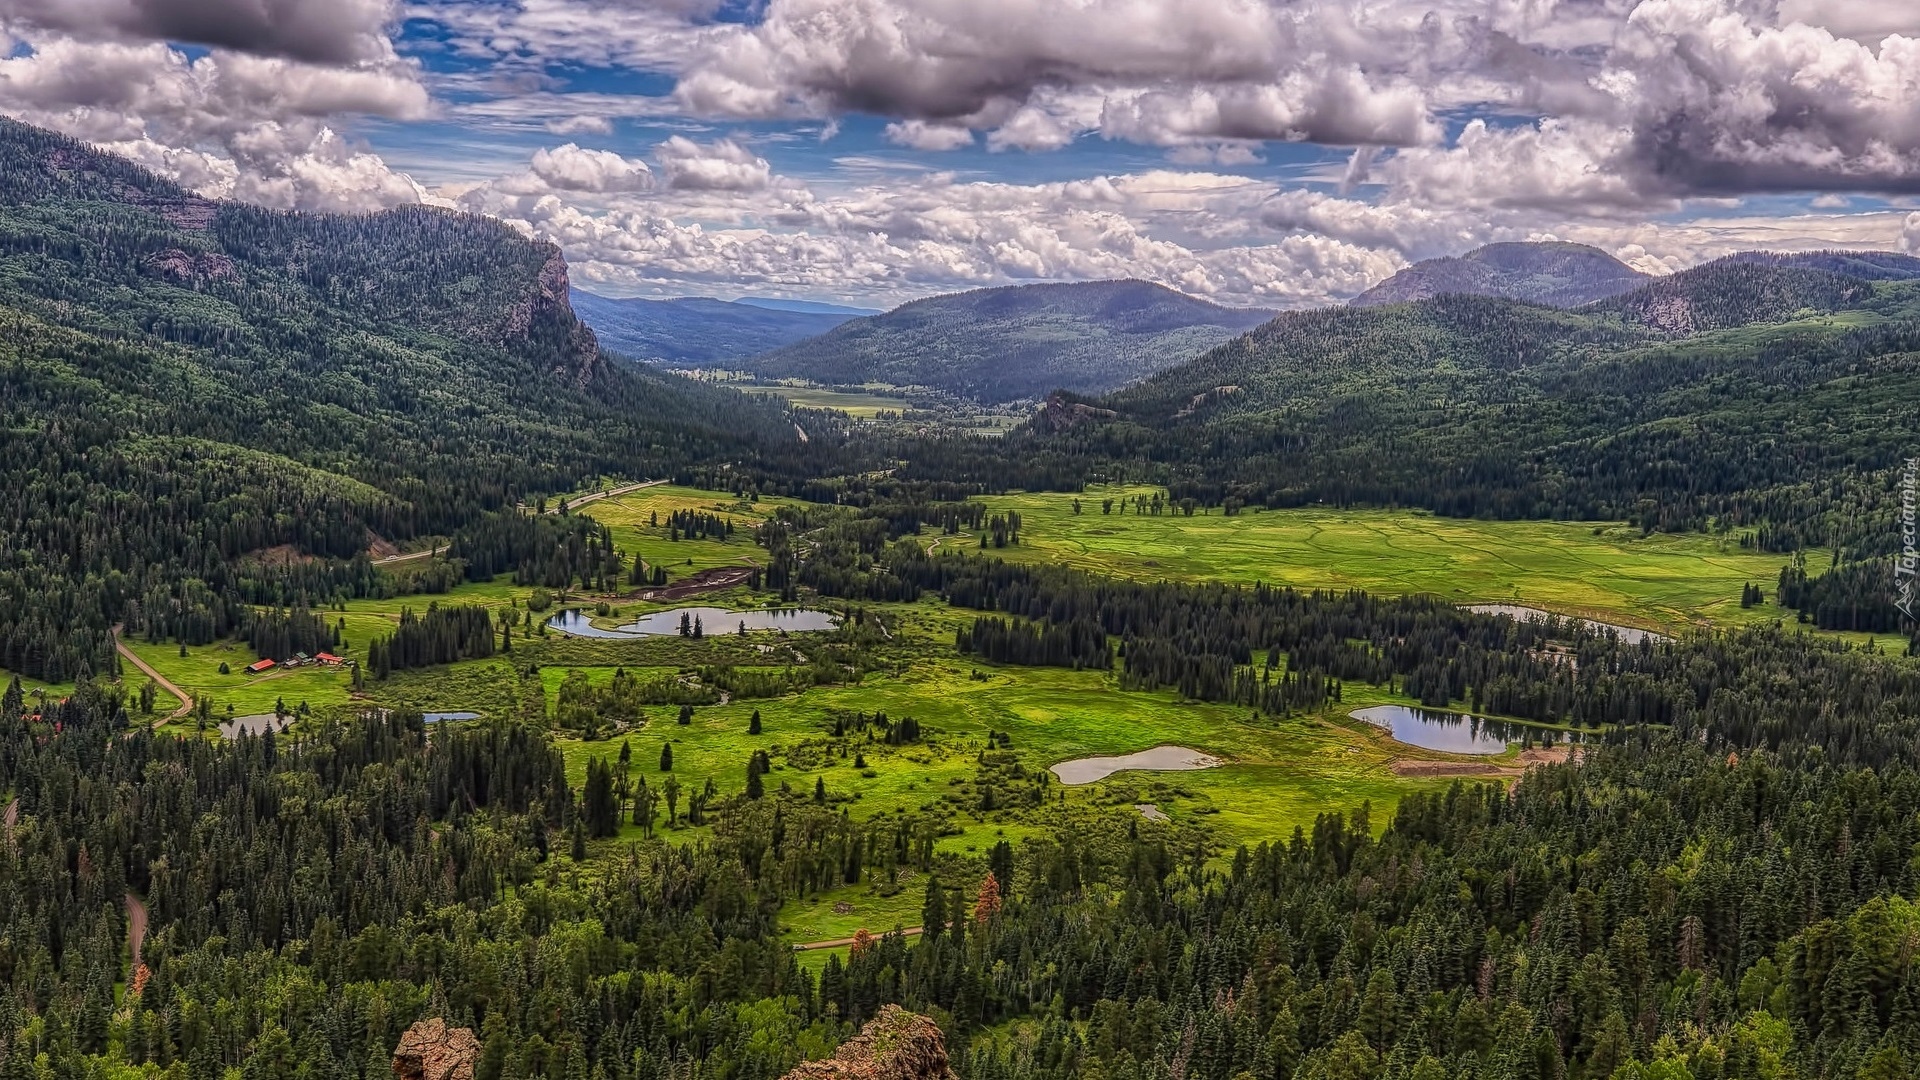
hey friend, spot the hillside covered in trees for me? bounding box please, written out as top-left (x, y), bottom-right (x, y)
top-left (569, 290), bottom-right (864, 365)
top-left (1349, 242), bottom-right (1651, 308)
top-left (907, 257), bottom-right (1920, 628)
top-left (733, 280), bottom-right (1275, 403)
top-left (3, 111), bottom-right (1920, 1080)
top-left (0, 118), bottom-right (806, 684)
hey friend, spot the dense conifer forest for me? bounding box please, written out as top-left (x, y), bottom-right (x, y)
top-left (0, 119), bottom-right (818, 684)
top-left (7, 544), bottom-right (1920, 1077)
top-left (1, 114), bottom-right (1918, 1080)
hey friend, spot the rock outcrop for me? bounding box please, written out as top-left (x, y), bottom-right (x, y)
top-left (783, 1005), bottom-right (957, 1080)
top-left (392, 1019), bottom-right (479, 1080)
top-left (1036, 392), bottom-right (1117, 433)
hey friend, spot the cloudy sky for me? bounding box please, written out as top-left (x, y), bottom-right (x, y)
top-left (4, 0), bottom-right (1920, 308)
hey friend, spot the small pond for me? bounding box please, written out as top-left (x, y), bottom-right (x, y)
top-left (219, 714), bottom-right (289, 739)
top-left (1465, 604), bottom-right (1669, 645)
top-left (1050, 745), bottom-right (1222, 785)
top-left (546, 606), bottom-right (839, 639)
top-left (1351, 705), bottom-right (1527, 755)
top-left (423, 711), bottom-right (479, 723)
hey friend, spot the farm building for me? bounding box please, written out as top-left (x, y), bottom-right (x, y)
top-left (315, 652), bottom-right (344, 667)
top-left (245, 659), bottom-right (276, 674)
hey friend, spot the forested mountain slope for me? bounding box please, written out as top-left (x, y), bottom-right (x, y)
top-left (913, 256), bottom-right (1920, 626)
top-left (1350, 241), bottom-right (1650, 308)
top-left (569, 290), bottom-right (861, 364)
top-left (0, 117), bottom-right (798, 683)
top-left (736, 280), bottom-right (1276, 402)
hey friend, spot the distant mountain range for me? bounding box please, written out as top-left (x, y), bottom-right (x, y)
top-left (1351, 242), bottom-right (1651, 308)
top-left (932, 249), bottom-right (1920, 595)
top-left (733, 298), bottom-right (882, 316)
top-left (570, 291), bottom-right (869, 364)
top-left (733, 279), bottom-right (1275, 403)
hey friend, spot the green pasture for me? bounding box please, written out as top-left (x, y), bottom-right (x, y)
top-left (977, 485), bottom-right (1806, 633)
top-left (550, 652), bottom-right (1454, 856)
top-left (743, 385), bottom-right (907, 418)
top-left (578, 483), bottom-right (792, 583)
top-left (127, 638), bottom-right (354, 718)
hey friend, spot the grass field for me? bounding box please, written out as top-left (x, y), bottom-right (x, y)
top-left (127, 638), bottom-right (356, 718)
top-left (743, 385), bottom-right (908, 418)
top-left (549, 630), bottom-right (1456, 857)
top-left (576, 483), bottom-right (793, 583)
top-left (977, 486), bottom-right (1807, 634)
top-left (77, 480), bottom-right (1789, 878)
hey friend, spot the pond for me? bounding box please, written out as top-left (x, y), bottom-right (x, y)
top-left (1050, 745), bottom-right (1222, 785)
top-left (422, 711), bottom-right (479, 723)
top-left (218, 713), bottom-right (289, 739)
top-left (546, 606), bottom-right (839, 639)
top-left (1465, 604), bottom-right (1669, 645)
top-left (1351, 705), bottom-right (1529, 755)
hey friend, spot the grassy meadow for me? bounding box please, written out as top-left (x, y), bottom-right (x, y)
top-left (976, 485), bottom-right (1808, 634)
top-left (546, 627), bottom-right (1459, 853)
top-left (48, 476), bottom-right (1842, 942)
top-left (742, 385), bottom-right (908, 418)
top-left (576, 483), bottom-right (796, 581)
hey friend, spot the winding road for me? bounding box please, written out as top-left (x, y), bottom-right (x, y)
top-left (373, 548), bottom-right (437, 566)
top-left (111, 625), bottom-right (194, 724)
top-left (545, 478), bottom-right (667, 514)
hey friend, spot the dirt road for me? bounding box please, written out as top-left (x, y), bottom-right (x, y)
top-left (126, 892), bottom-right (149, 965)
top-left (546, 478), bottom-right (667, 514)
top-left (373, 549), bottom-right (436, 566)
top-left (112, 626), bottom-right (193, 724)
top-left (792, 926), bottom-right (923, 951)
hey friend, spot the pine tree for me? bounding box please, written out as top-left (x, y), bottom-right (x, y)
top-left (922, 875), bottom-right (945, 942)
top-left (659, 742), bottom-right (673, 771)
top-left (749, 709), bottom-right (762, 735)
top-left (974, 871), bottom-right (1001, 923)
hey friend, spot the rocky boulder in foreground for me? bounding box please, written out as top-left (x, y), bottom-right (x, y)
top-left (783, 1005), bottom-right (958, 1080)
top-left (392, 1018), bottom-right (479, 1080)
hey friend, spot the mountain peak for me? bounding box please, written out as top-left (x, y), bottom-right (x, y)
top-left (1351, 241), bottom-right (1649, 309)
top-left (740, 279), bottom-right (1275, 402)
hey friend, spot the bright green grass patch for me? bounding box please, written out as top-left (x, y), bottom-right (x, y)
top-left (0, 669), bottom-right (78, 706)
top-left (743, 386), bottom-right (907, 418)
top-left (777, 883), bottom-right (925, 945)
top-left (977, 485), bottom-right (1805, 634)
top-left (580, 484), bottom-right (793, 583)
top-left (553, 653), bottom-right (1451, 853)
top-left (125, 639), bottom-right (354, 717)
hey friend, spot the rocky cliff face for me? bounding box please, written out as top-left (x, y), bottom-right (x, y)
top-left (783, 1006), bottom-right (958, 1080)
top-left (391, 1018), bottom-right (479, 1080)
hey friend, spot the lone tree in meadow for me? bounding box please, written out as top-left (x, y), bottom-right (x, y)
top-left (749, 709), bottom-right (762, 735)
top-left (659, 742), bottom-right (673, 771)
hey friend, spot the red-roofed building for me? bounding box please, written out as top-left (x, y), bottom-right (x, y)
top-left (315, 652), bottom-right (343, 666)
top-left (246, 659), bottom-right (276, 674)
